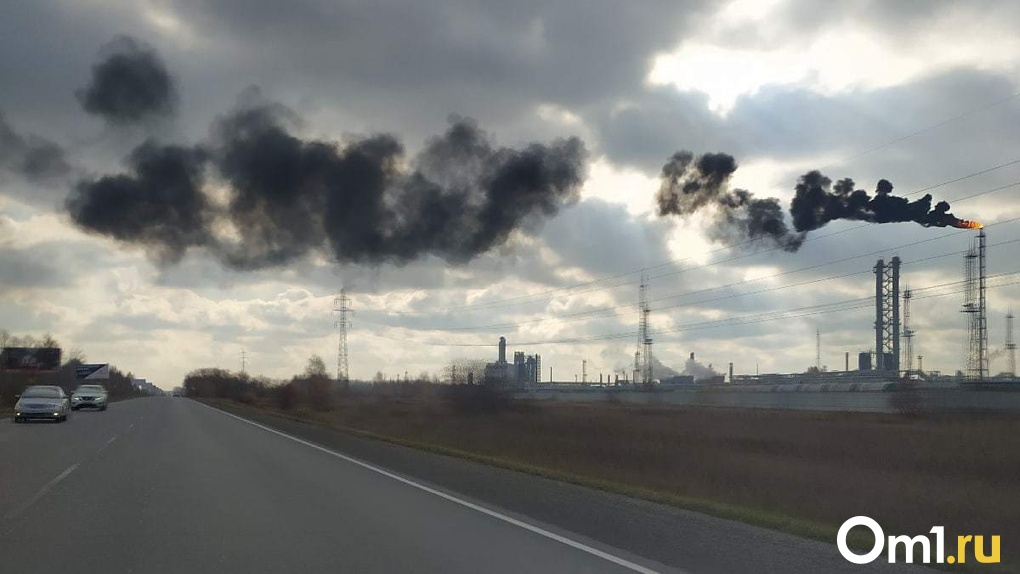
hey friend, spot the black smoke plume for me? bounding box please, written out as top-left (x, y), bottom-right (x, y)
top-left (789, 172), bottom-right (974, 231)
top-left (76, 36), bottom-right (177, 125)
top-left (0, 112), bottom-right (70, 183)
top-left (67, 95), bottom-right (587, 268)
top-left (66, 142), bottom-right (210, 264)
top-left (656, 151), bottom-right (804, 251)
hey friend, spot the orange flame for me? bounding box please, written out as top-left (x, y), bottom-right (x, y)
top-left (954, 219), bottom-right (983, 229)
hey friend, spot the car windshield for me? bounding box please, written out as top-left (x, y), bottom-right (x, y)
top-left (21, 388), bottom-right (61, 399)
top-left (75, 386), bottom-right (105, 393)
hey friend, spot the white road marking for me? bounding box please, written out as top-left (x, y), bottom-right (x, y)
top-left (200, 402), bottom-right (664, 574)
top-left (6, 463), bottom-right (80, 520)
top-left (105, 435), bottom-right (118, 446)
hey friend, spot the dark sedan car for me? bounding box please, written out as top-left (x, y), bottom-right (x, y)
top-left (14, 386), bottom-right (70, 423)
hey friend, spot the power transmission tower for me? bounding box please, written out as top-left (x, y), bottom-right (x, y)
top-left (903, 287), bottom-right (914, 378)
top-left (637, 272), bottom-right (653, 384)
top-left (634, 271), bottom-right (644, 384)
top-left (963, 231), bottom-right (988, 380)
top-left (240, 349), bottom-right (248, 374)
top-left (1007, 310), bottom-right (1016, 379)
top-left (334, 289), bottom-right (351, 384)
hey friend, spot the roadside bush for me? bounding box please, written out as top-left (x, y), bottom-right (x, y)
top-left (442, 383), bottom-right (515, 414)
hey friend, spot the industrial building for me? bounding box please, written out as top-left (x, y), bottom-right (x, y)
top-left (483, 336), bottom-right (541, 388)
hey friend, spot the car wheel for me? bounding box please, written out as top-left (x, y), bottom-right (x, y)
top-left (13, 417), bottom-right (20, 423)
top-left (100, 405), bottom-right (107, 411)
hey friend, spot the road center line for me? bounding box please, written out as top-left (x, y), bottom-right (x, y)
top-left (200, 402), bottom-right (664, 574)
top-left (6, 463), bottom-right (80, 521)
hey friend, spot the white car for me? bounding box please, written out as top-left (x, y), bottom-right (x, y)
top-left (71, 384), bottom-right (108, 411)
top-left (14, 386), bottom-right (70, 423)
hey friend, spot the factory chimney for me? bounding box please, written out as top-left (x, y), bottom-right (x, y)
top-left (498, 337), bottom-right (507, 364)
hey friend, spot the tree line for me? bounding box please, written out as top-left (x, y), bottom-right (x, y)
top-left (0, 330), bottom-right (153, 408)
top-left (184, 355), bottom-right (515, 413)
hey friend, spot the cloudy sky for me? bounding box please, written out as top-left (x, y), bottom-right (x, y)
top-left (2, 0), bottom-right (1019, 388)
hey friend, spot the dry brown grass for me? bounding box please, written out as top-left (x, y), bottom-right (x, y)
top-left (230, 393), bottom-right (1020, 569)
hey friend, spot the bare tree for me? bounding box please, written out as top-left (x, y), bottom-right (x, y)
top-left (304, 355), bottom-right (327, 378)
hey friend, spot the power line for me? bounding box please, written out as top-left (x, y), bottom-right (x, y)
top-left (361, 221), bottom-right (1020, 335)
top-left (361, 270), bottom-right (1020, 348)
top-left (383, 170), bottom-right (1020, 318)
top-left (820, 91), bottom-right (1020, 171)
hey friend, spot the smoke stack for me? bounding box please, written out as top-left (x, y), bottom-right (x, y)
top-left (690, 352), bottom-right (695, 361)
top-left (498, 337), bottom-right (507, 364)
top-left (728, 362), bottom-right (733, 383)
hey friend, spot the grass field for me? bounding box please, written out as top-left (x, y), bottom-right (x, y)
top-left (210, 393), bottom-right (1019, 571)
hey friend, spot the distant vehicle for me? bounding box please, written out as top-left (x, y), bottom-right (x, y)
top-left (72, 384), bottom-right (108, 411)
top-left (14, 386), bottom-right (70, 423)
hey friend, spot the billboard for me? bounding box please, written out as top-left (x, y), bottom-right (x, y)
top-left (76, 363), bottom-right (110, 380)
top-left (2, 347), bottom-right (61, 372)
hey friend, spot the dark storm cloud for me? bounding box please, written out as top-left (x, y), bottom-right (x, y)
top-left (657, 151), bottom-right (804, 251)
top-left (68, 94), bottom-right (588, 269)
top-left (594, 69), bottom-right (1020, 177)
top-left (0, 112), bottom-right (70, 183)
top-left (66, 141), bottom-right (211, 264)
top-left (131, 0), bottom-right (712, 148)
top-left (76, 35), bottom-right (177, 125)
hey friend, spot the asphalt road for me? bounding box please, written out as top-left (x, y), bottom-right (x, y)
top-left (0, 398), bottom-right (933, 573)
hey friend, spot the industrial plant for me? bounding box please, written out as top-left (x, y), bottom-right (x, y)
top-left (330, 226), bottom-right (1014, 415)
top-left (483, 337), bottom-right (541, 389)
top-left (470, 229), bottom-right (1014, 395)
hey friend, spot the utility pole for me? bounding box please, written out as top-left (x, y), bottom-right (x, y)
top-left (582, 359), bottom-right (587, 384)
top-left (815, 327), bottom-right (821, 371)
top-left (1007, 310), bottom-right (1016, 379)
top-left (903, 287), bottom-right (914, 378)
top-left (334, 289), bottom-right (351, 384)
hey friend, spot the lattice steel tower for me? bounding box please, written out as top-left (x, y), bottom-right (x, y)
top-left (902, 287), bottom-right (914, 377)
top-left (334, 289), bottom-right (351, 383)
top-left (963, 231), bottom-right (987, 380)
top-left (874, 257), bottom-right (901, 373)
top-left (636, 273), bottom-right (653, 384)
